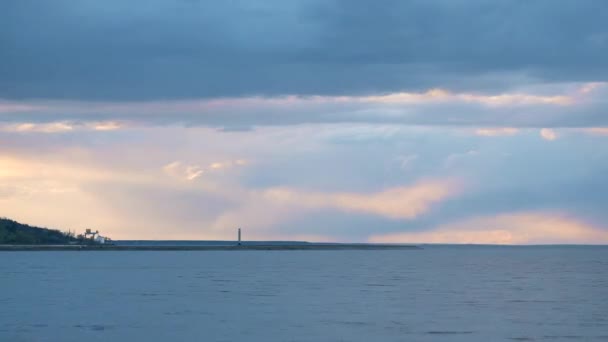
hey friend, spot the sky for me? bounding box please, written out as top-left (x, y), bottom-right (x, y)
top-left (1, 0), bottom-right (608, 244)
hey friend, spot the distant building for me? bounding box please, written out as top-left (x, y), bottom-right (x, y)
top-left (79, 229), bottom-right (112, 245)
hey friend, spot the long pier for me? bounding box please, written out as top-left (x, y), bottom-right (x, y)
top-left (0, 244), bottom-right (420, 251)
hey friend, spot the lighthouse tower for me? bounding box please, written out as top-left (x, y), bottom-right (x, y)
top-left (237, 228), bottom-right (242, 246)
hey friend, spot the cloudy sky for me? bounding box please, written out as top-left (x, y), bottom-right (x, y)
top-left (1, 0), bottom-right (608, 244)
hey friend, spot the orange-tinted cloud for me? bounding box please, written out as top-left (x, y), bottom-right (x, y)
top-left (208, 179), bottom-right (459, 233)
top-left (0, 121), bottom-right (124, 133)
top-left (369, 212), bottom-right (608, 245)
top-left (261, 180), bottom-right (458, 220)
top-left (475, 127), bottom-right (519, 137)
top-left (540, 128), bottom-right (558, 141)
top-left (583, 127), bottom-right (608, 136)
top-left (578, 82), bottom-right (605, 94)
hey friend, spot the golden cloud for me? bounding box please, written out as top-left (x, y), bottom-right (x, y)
top-left (369, 212), bottom-right (608, 245)
top-left (540, 128), bottom-right (558, 141)
top-left (261, 180), bottom-right (458, 220)
top-left (475, 127), bottom-right (519, 137)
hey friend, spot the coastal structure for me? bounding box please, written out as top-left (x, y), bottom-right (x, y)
top-left (0, 244), bottom-right (420, 251)
top-left (83, 229), bottom-right (98, 239)
top-left (237, 228), bottom-right (242, 245)
top-left (80, 229), bottom-right (112, 245)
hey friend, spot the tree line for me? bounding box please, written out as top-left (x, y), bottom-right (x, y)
top-left (0, 217), bottom-right (79, 245)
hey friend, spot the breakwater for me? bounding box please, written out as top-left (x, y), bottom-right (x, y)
top-left (0, 243), bottom-right (420, 251)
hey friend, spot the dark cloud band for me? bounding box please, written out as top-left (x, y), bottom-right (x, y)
top-left (2, 0), bottom-right (607, 100)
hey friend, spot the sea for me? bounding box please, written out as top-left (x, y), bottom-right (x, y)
top-left (1, 245), bottom-right (607, 341)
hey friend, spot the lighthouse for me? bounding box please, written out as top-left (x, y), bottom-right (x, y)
top-left (237, 228), bottom-right (241, 245)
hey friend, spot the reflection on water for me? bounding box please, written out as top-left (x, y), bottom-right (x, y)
top-left (1, 245), bottom-right (607, 341)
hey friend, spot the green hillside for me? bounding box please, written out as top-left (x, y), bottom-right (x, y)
top-left (0, 217), bottom-right (78, 245)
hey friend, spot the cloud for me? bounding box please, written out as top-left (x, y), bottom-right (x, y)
top-left (578, 82), bottom-right (604, 94)
top-left (475, 128), bottom-right (519, 137)
top-left (163, 159), bottom-right (248, 181)
top-left (369, 212), bottom-right (608, 245)
top-left (210, 159), bottom-right (248, 170)
top-left (1, 122), bottom-right (74, 133)
top-left (0, 155), bottom-right (135, 236)
top-left (0, 121), bottom-right (124, 133)
top-left (0, 155), bottom-right (117, 182)
top-left (261, 180), bottom-right (458, 220)
top-left (163, 161), bottom-right (200, 180)
top-left (91, 121), bottom-right (122, 131)
top-left (357, 89), bottom-right (572, 106)
top-left (0, 152), bottom-right (243, 239)
top-left (203, 179), bottom-right (459, 236)
top-left (2, 123), bottom-right (608, 242)
top-left (2, 82), bottom-right (607, 129)
top-left (540, 128), bottom-right (558, 141)
top-left (583, 127), bottom-right (608, 136)
top-left (2, 1), bottom-right (607, 101)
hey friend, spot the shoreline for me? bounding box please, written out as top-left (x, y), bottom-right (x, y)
top-left (0, 244), bottom-right (421, 251)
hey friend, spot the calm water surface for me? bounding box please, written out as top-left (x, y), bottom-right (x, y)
top-left (1, 246), bottom-right (607, 341)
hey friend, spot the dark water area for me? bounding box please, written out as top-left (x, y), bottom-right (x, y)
top-left (1, 245), bottom-right (607, 341)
